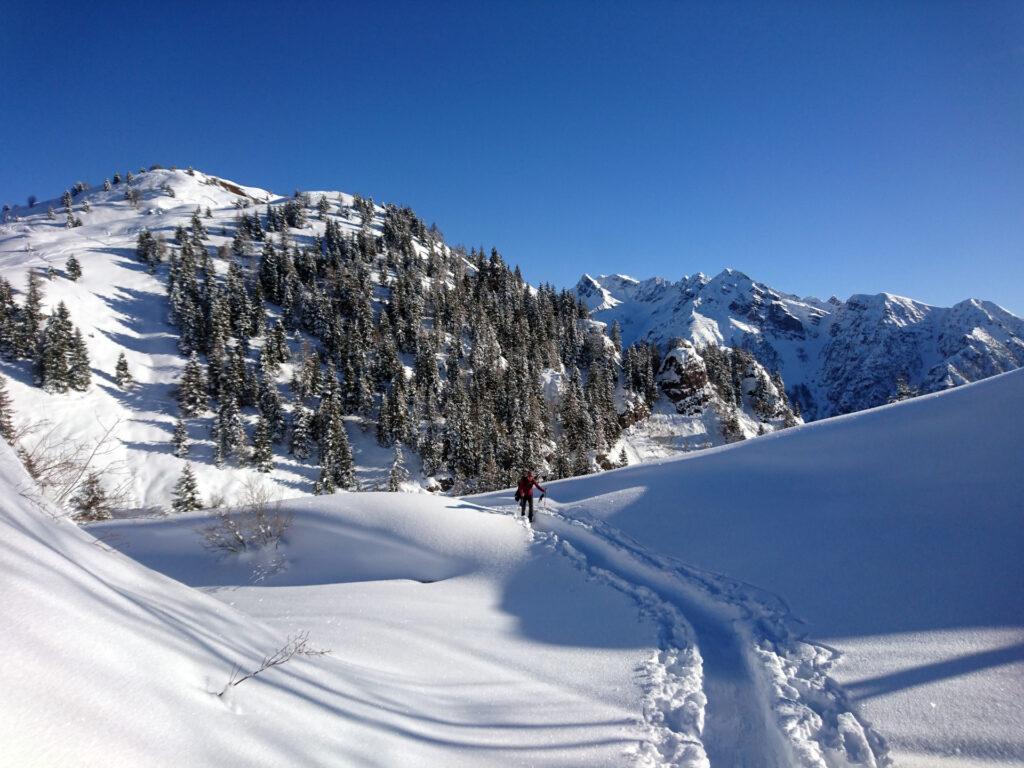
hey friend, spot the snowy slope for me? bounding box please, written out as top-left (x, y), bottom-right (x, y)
top-left (0, 169), bottom-right (425, 511)
top-left (0, 170), bottom-right (302, 510)
top-left (578, 270), bottom-right (1024, 420)
top-left (0, 169), bottom-right (801, 513)
top-left (475, 367), bottom-right (1024, 767)
top-left (2, 435), bottom-right (706, 766)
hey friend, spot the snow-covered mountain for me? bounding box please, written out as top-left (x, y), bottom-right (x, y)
top-left (0, 168), bottom-right (795, 514)
top-left (578, 270), bottom-right (1024, 420)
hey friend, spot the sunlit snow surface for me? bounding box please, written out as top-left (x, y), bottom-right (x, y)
top-left (476, 367), bottom-right (1024, 767)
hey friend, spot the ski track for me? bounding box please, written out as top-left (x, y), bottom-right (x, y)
top-left (486, 502), bottom-right (889, 768)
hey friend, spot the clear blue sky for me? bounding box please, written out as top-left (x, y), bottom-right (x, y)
top-left (2, 1), bottom-right (1022, 312)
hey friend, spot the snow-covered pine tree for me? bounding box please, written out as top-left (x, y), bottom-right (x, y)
top-left (214, 395), bottom-right (247, 465)
top-left (71, 472), bottom-right (111, 522)
top-left (171, 463), bottom-right (202, 513)
top-left (172, 417), bottom-right (189, 458)
top-left (0, 375), bottom-right (16, 443)
top-left (289, 401), bottom-right (313, 459)
top-left (114, 352), bottom-right (133, 389)
top-left (372, 387), bottom-right (389, 445)
top-left (65, 255), bottom-right (82, 281)
top-left (315, 391), bottom-right (355, 493)
top-left (252, 415), bottom-right (274, 473)
top-left (190, 207), bottom-right (208, 241)
top-left (258, 374), bottom-right (286, 442)
top-left (388, 442), bottom-right (409, 491)
top-left (18, 270), bottom-right (44, 359)
top-left (889, 375), bottom-right (919, 403)
top-left (67, 328), bottom-right (91, 391)
top-left (177, 352), bottom-right (208, 416)
top-left (37, 301), bottom-right (74, 392)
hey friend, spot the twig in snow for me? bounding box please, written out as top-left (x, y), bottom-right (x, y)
top-left (218, 631), bottom-right (329, 697)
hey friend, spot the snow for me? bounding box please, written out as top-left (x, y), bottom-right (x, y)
top-left (2, 435), bottom-right (696, 766)
top-left (475, 367), bottom-right (1024, 766)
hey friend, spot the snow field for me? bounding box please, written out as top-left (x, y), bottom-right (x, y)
top-left (477, 367), bottom-right (1024, 766)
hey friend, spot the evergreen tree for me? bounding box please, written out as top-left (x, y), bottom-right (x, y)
top-left (37, 301), bottom-right (74, 392)
top-left (71, 472), bottom-right (112, 522)
top-left (315, 392), bottom-right (355, 493)
top-left (213, 395), bottom-right (246, 465)
top-left (252, 415), bottom-right (274, 473)
top-left (18, 270), bottom-right (44, 359)
top-left (114, 352), bottom-right (133, 389)
top-left (0, 375), bottom-right (16, 443)
top-left (66, 255), bottom-right (82, 281)
top-left (258, 376), bottom-right (286, 441)
top-left (289, 402), bottom-right (313, 459)
top-left (67, 328), bottom-right (91, 391)
top-left (177, 352), bottom-right (208, 416)
top-left (171, 463), bottom-right (202, 513)
top-left (388, 442), bottom-right (409, 491)
top-left (889, 376), bottom-right (919, 403)
top-left (172, 417), bottom-right (189, 458)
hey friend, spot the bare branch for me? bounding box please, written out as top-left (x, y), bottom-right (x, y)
top-left (217, 632), bottom-right (329, 697)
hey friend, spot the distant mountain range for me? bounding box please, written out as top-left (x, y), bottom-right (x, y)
top-left (577, 270), bottom-right (1024, 420)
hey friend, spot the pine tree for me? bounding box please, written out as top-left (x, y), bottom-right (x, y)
top-left (0, 375), bottom-right (16, 443)
top-left (252, 415), bottom-right (274, 473)
top-left (171, 463), bottom-right (202, 513)
top-left (114, 352), bottom-right (133, 389)
top-left (66, 255), bottom-right (82, 281)
top-left (889, 376), bottom-right (919, 403)
top-left (37, 301), bottom-right (73, 392)
top-left (71, 472), bottom-right (112, 522)
top-left (617, 446), bottom-right (628, 467)
top-left (18, 270), bottom-right (44, 359)
top-left (388, 442), bottom-right (409, 491)
top-left (177, 352), bottom-right (208, 416)
top-left (258, 377), bottom-right (286, 442)
top-left (289, 402), bottom-right (313, 459)
top-left (213, 395), bottom-right (246, 465)
top-left (315, 392), bottom-right (355, 493)
top-left (67, 328), bottom-right (91, 391)
top-left (172, 417), bottom-right (190, 458)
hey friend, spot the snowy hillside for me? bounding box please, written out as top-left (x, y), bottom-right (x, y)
top-left (578, 270), bottom-right (1024, 420)
top-left (476, 366), bottom-right (1024, 767)
top-left (0, 168), bottom-right (797, 514)
top-left (1, 436), bottom-right (683, 767)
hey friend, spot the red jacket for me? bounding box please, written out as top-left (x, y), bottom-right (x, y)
top-left (517, 476), bottom-right (545, 498)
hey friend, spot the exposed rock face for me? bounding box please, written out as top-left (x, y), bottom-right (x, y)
top-left (580, 270), bottom-right (1024, 420)
top-left (656, 341), bottom-right (800, 443)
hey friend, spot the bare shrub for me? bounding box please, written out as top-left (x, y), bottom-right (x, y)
top-left (201, 476), bottom-right (293, 554)
top-left (218, 631), bottom-right (328, 697)
top-left (14, 417), bottom-right (132, 517)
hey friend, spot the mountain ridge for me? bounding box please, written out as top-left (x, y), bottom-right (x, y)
top-left (577, 269), bottom-right (1024, 419)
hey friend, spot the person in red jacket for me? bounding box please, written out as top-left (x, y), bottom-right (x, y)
top-left (514, 470), bottom-right (546, 523)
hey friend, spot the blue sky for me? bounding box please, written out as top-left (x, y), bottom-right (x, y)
top-left (2, 1), bottom-right (1022, 312)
